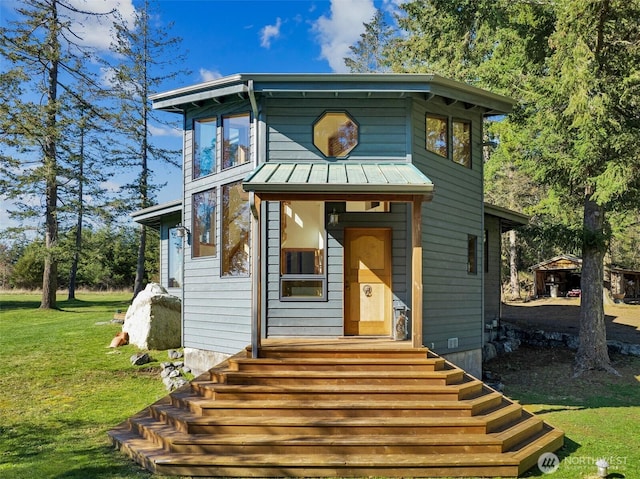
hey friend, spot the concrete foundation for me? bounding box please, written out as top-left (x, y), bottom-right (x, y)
top-left (441, 348), bottom-right (482, 379)
top-left (184, 347), bottom-right (232, 376)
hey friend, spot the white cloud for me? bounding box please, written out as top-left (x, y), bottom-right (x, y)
top-left (64, 0), bottom-right (136, 52)
top-left (260, 17), bottom-right (282, 48)
top-left (199, 68), bottom-right (223, 82)
top-left (148, 124), bottom-right (182, 138)
top-left (312, 0), bottom-right (376, 73)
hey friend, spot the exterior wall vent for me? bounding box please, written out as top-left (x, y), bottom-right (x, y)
top-left (447, 337), bottom-right (459, 349)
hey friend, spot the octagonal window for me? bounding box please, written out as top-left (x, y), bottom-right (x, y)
top-left (313, 112), bottom-right (358, 158)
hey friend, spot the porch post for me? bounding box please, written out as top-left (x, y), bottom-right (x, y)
top-left (249, 193), bottom-right (262, 358)
top-left (411, 197), bottom-right (423, 348)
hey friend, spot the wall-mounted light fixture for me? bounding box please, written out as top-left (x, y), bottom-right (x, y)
top-left (175, 224), bottom-right (190, 238)
top-left (328, 209), bottom-right (340, 227)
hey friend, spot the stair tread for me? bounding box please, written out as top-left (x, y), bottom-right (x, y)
top-left (134, 413), bottom-right (510, 446)
top-left (153, 451), bottom-right (520, 466)
top-left (152, 403), bottom-right (510, 426)
top-left (193, 379), bottom-right (482, 392)
top-left (220, 369), bottom-right (462, 378)
top-left (173, 391), bottom-right (503, 410)
top-left (233, 357), bottom-right (444, 365)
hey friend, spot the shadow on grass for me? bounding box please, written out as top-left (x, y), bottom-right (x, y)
top-left (58, 298), bottom-right (131, 312)
top-left (0, 298), bottom-right (42, 310)
top-left (0, 421), bottom-right (152, 479)
top-left (519, 437), bottom-right (582, 477)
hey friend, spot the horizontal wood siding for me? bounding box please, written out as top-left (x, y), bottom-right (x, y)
top-left (265, 202), bottom-right (410, 337)
top-left (181, 101), bottom-right (255, 355)
top-left (265, 98), bottom-right (408, 161)
top-left (412, 97), bottom-right (485, 354)
top-left (484, 215), bottom-right (502, 327)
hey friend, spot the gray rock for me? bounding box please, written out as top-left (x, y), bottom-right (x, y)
top-left (168, 349), bottom-right (184, 360)
top-left (130, 352), bottom-right (151, 366)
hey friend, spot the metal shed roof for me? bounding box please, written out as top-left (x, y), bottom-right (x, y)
top-left (242, 162), bottom-right (434, 199)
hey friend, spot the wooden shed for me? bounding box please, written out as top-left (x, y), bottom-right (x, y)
top-left (530, 254), bottom-right (582, 298)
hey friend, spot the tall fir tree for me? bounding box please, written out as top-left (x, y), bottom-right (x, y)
top-left (385, 0), bottom-right (640, 374)
top-left (0, 0), bottom-right (115, 308)
top-left (107, 0), bottom-right (188, 299)
top-left (344, 9), bottom-right (394, 73)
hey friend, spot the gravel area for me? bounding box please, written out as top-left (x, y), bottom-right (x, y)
top-left (501, 297), bottom-right (640, 345)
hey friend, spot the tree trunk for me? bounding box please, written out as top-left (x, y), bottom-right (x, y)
top-left (509, 229), bottom-right (520, 300)
top-left (40, 1), bottom-right (60, 310)
top-left (132, 224), bottom-right (147, 299)
top-left (575, 192), bottom-right (617, 375)
top-left (68, 117), bottom-right (85, 301)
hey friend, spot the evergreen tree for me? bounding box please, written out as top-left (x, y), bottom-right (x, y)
top-left (386, 0), bottom-right (640, 374)
top-left (344, 9), bottom-right (394, 73)
top-left (106, 0), bottom-right (188, 299)
top-left (0, 0), bottom-right (116, 308)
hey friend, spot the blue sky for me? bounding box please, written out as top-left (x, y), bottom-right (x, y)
top-left (0, 0), bottom-right (396, 229)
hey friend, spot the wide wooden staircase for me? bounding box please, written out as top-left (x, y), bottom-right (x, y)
top-left (109, 340), bottom-right (564, 477)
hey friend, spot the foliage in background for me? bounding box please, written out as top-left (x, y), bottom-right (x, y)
top-left (362, 0), bottom-right (640, 373)
top-left (1, 225), bottom-right (158, 292)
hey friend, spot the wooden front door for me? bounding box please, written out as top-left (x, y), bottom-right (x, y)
top-left (344, 228), bottom-right (392, 336)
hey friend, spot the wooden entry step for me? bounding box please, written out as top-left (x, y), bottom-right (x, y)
top-left (211, 367), bottom-right (465, 386)
top-left (190, 377), bottom-right (485, 401)
top-left (169, 390), bottom-right (505, 417)
top-left (109, 342), bottom-right (563, 477)
top-left (229, 355), bottom-right (447, 372)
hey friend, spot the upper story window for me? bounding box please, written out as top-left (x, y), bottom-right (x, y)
top-left (193, 117), bottom-right (217, 179)
top-left (453, 119), bottom-right (471, 168)
top-left (313, 111), bottom-right (358, 158)
top-left (223, 113), bottom-right (250, 169)
top-left (426, 114), bottom-right (472, 169)
top-left (192, 188), bottom-right (216, 258)
top-left (426, 115), bottom-right (448, 158)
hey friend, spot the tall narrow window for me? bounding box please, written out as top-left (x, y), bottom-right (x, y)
top-left (192, 188), bottom-right (216, 258)
top-left (193, 117), bottom-right (216, 178)
top-left (168, 226), bottom-right (183, 287)
top-left (484, 229), bottom-right (489, 273)
top-left (453, 119), bottom-right (471, 168)
top-left (426, 114), bottom-right (448, 157)
top-left (468, 234), bottom-right (478, 275)
top-left (280, 201), bottom-right (326, 299)
top-left (222, 181), bottom-right (250, 277)
top-left (223, 113), bottom-right (250, 169)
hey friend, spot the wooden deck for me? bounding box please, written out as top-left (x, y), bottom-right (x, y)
top-left (109, 339), bottom-right (563, 477)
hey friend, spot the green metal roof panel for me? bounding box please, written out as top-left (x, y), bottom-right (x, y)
top-left (243, 162), bottom-right (434, 196)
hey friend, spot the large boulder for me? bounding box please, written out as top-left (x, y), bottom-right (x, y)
top-left (123, 283), bottom-right (181, 350)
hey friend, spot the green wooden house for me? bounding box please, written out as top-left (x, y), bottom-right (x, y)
top-left (114, 74), bottom-right (561, 478)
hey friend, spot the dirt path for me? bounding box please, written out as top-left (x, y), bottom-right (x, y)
top-left (501, 297), bottom-right (640, 344)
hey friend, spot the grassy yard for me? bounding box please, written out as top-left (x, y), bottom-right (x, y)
top-left (1, 292), bottom-right (638, 478)
top-left (0, 292), bottom-right (174, 479)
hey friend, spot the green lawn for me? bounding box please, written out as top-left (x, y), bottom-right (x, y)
top-left (0, 292), bottom-right (638, 478)
top-left (0, 292), bottom-right (174, 479)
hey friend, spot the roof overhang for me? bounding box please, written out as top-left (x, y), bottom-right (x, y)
top-left (484, 203), bottom-right (529, 232)
top-left (150, 73), bottom-right (514, 115)
top-left (131, 199), bottom-right (182, 229)
top-left (243, 162), bottom-right (434, 202)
